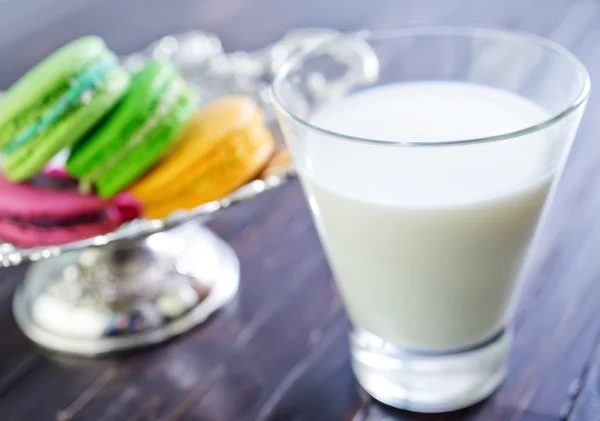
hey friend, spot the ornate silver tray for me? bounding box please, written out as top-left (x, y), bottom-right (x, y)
top-left (3, 29), bottom-right (377, 356)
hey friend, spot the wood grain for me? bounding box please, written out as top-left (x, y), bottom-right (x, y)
top-left (1, 0), bottom-right (600, 420)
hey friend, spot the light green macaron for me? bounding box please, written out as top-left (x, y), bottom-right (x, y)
top-left (0, 36), bottom-right (130, 181)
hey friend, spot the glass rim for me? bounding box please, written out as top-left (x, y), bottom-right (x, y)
top-left (271, 24), bottom-right (591, 147)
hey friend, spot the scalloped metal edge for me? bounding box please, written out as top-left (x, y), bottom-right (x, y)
top-left (0, 164), bottom-right (295, 266)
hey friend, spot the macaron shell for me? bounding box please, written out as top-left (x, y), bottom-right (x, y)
top-left (2, 66), bottom-right (130, 181)
top-left (67, 60), bottom-right (198, 198)
top-left (0, 36), bottom-right (109, 146)
top-left (142, 123), bottom-right (275, 219)
top-left (67, 61), bottom-right (177, 178)
top-left (0, 217), bottom-right (121, 248)
top-left (0, 174), bottom-right (108, 218)
top-left (128, 96), bottom-right (265, 203)
top-left (95, 85), bottom-right (197, 198)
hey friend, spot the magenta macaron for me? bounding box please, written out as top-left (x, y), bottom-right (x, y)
top-left (0, 169), bottom-right (141, 247)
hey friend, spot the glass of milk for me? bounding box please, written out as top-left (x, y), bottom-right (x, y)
top-left (271, 26), bottom-right (590, 413)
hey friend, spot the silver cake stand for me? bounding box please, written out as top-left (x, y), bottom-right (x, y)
top-left (1, 29), bottom-right (378, 356)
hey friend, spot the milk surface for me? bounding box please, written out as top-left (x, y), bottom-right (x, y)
top-left (299, 82), bottom-right (553, 351)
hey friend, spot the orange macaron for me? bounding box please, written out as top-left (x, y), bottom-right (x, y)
top-left (260, 147), bottom-right (292, 179)
top-left (129, 96), bottom-right (275, 219)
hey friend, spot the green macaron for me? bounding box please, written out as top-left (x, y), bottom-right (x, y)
top-left (67, 60), bottom-right (198, 198)
top-left (0, 36), bottom-right (129, 181)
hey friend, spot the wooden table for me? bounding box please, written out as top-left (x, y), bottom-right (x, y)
top-left (1, 0), bottom-right (600, 420)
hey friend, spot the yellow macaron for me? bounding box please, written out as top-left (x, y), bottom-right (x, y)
top-left (129, 96), bottom-right (275, 219)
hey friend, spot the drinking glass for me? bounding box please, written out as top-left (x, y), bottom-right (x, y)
top-left (271, 25), bottom-right (590, 413)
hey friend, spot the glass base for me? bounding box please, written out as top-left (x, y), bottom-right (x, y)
top-left (350, 328), bottom-right (509, 413)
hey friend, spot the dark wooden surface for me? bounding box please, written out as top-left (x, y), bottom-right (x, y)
top-left (1, 0), bottom-right (600, 420)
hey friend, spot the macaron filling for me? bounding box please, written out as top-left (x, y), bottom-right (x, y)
top-left (80, 78), bottom-right (186, 189)
top-left (3, 52), bottom-right (119, 154)
top-left (28, 171), bottom-right (80, 190)
top-left (1, 211), bottom-right (106, 228)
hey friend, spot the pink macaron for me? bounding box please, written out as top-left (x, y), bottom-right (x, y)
top-left (0, 169), bottom-right (142, 247)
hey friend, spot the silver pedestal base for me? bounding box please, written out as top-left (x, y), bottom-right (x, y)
top-left (13, 224), bottom-right (239, 356)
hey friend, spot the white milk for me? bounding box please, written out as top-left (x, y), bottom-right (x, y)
top-left (298, 82), bottom-right (555, 351)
